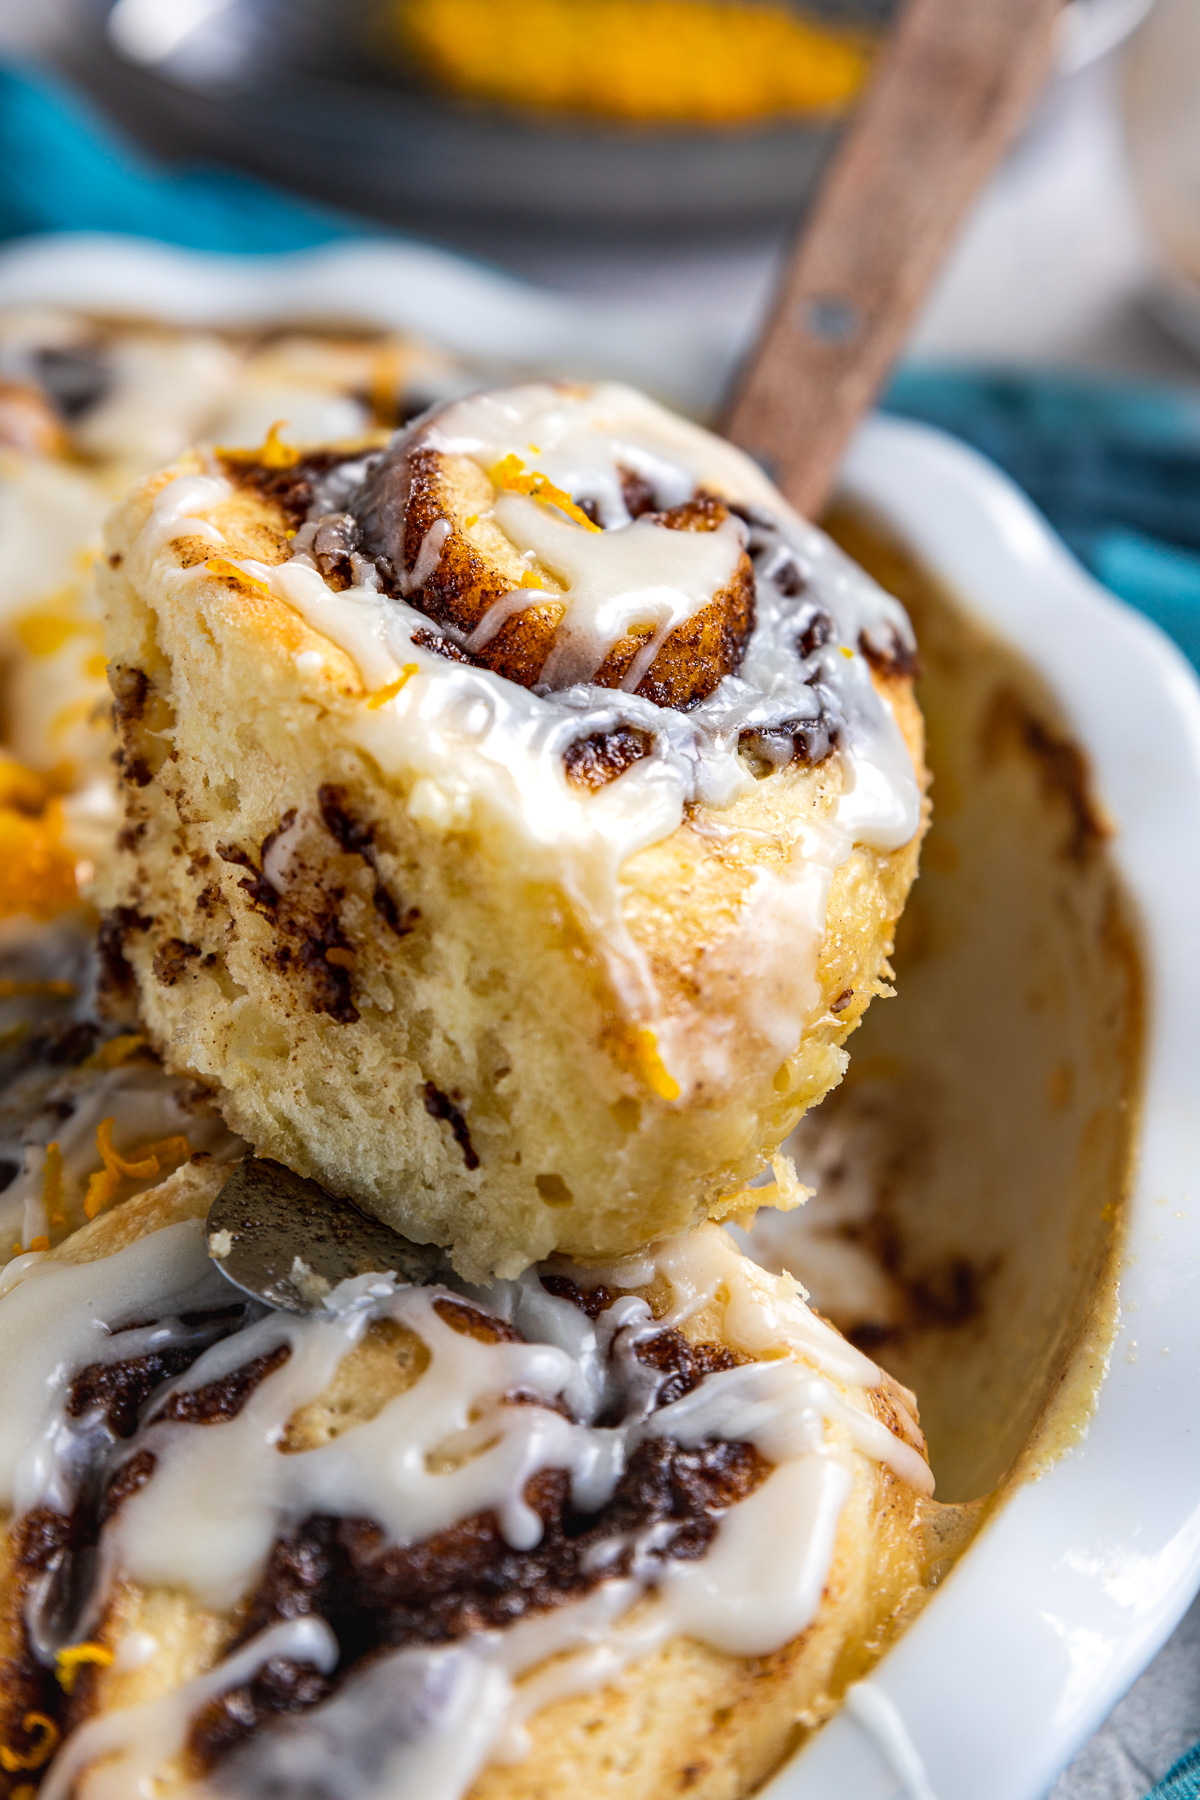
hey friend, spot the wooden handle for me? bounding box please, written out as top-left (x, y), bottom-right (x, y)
top-left (723, 0), bottom-right (1062, 518)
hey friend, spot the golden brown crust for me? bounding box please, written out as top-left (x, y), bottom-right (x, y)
top-left (400, 444), bottom-right (568, 685)
top-left (590, 496), bottom-right (756, 708)
top-left (387, 450), bottom-right (756, 705)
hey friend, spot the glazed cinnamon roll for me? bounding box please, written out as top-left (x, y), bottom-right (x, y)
top-left (98, 382), bottom-right (928, 1279)
top-left (0, 1171), bottom-right (938, 1800)
top-left (0, 310), bottom-right (467, 939)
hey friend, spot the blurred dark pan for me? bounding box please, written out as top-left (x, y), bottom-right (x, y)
top-left (77, 0), bottom-right (896, 234)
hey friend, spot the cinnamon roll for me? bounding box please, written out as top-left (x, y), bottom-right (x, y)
top-left (0, 309), bottom-right (462, 486)
top-left (0, 1170), bottom-right (939, 1800)
top-left (98, 382), bottom-right (928, 1279)
top-left (0, 310), bottom-right (468, 933)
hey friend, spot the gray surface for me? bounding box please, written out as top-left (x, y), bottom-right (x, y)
top-left (1052, 1588), bottom-right (1200, 1798)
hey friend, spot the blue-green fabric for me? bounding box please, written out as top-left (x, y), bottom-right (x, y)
top-left (884, 367), bottom-right (1200, 674)
top-left (1149, 1741), bottom-right (1200, 1799)
top-left (0, 59), bottom-right (364, 250)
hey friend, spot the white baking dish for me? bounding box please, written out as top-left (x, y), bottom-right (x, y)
top-left (2, 233), bottom-right (1198, 1800)
top-left (777, 418), bottom-right (1200, 1800)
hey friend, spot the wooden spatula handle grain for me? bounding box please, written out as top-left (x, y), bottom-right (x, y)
top-left (723, 0), bottom-right (1062, 518)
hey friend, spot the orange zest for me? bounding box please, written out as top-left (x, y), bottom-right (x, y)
top-left (367, 663), bottom-right (420, 710)
top-left (84, 1118), bottom-right (192, 1221)
top-left (492, 454), bottom-right (600, 532)
top-left (0, 757), bottom-right (59, 814)
top-left (13, 582), bottom-right (99, 662)
top-left (0, 803), bottom-right (78, 921)
top-left (205, 557), bottom-right (273, 597)
top-left (217, 420), bottom-right (300, 470)
top-left (396, 0), bottom-right (872, 124)
top-left (634, 1028), bottom-right (681, 1102)
top-left (0, 1713), bottom-right (59, 1773)
top-left (84, 1033), bottom-right (148, 1072)
top-left (15, 612), bottom-right (78, 658)
top-left (13, 1234), bottom-right (55, 1257)
top-left (56, 1641), bottom-right (114, 1694)
top-left (0, 978), bottom-right (75, 1000)
top-left (0, 757), bottom-right (80, 922)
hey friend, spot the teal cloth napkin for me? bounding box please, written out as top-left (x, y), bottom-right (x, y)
top-left (3, 57), bottom-right (1200, 1800)
top-left (1151, 1743), bottom-right (1200, 1800)
top-left (884, 366), bottom-right (1200, 674)
top-left (0, 59), bottom-right (363, 250)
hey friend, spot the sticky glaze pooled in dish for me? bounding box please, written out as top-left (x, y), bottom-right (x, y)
top-left (0, 1168), bottom-right (941, 1800)
top-left (98, 382), bottom-right (928, 1278)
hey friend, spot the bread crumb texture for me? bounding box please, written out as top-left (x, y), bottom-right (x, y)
top-left (98, 458), bottom-right (926, 1279)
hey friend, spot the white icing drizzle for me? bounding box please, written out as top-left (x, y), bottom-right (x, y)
top-left (188, 1465), bottom-right (850, 1800)
top-left (463, 584), bottom-right (538, 654)
top-left (398, 516), bottom-right (452, 597)
top-left (143, 472), bottom-right (230, 556)
top-left (657, 1225), bottom-right (877, 1378)
top-left (0, 1221), bottom-right (234, 1517)
top-left (0, 1217), bottom-right (931, 1799)
top-left (489, 491), bottom-right (745, 689)
top-left (131, 386), bottom-right (921, 1099)
top-left (40, 1618), bottom-right (339, 1800)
